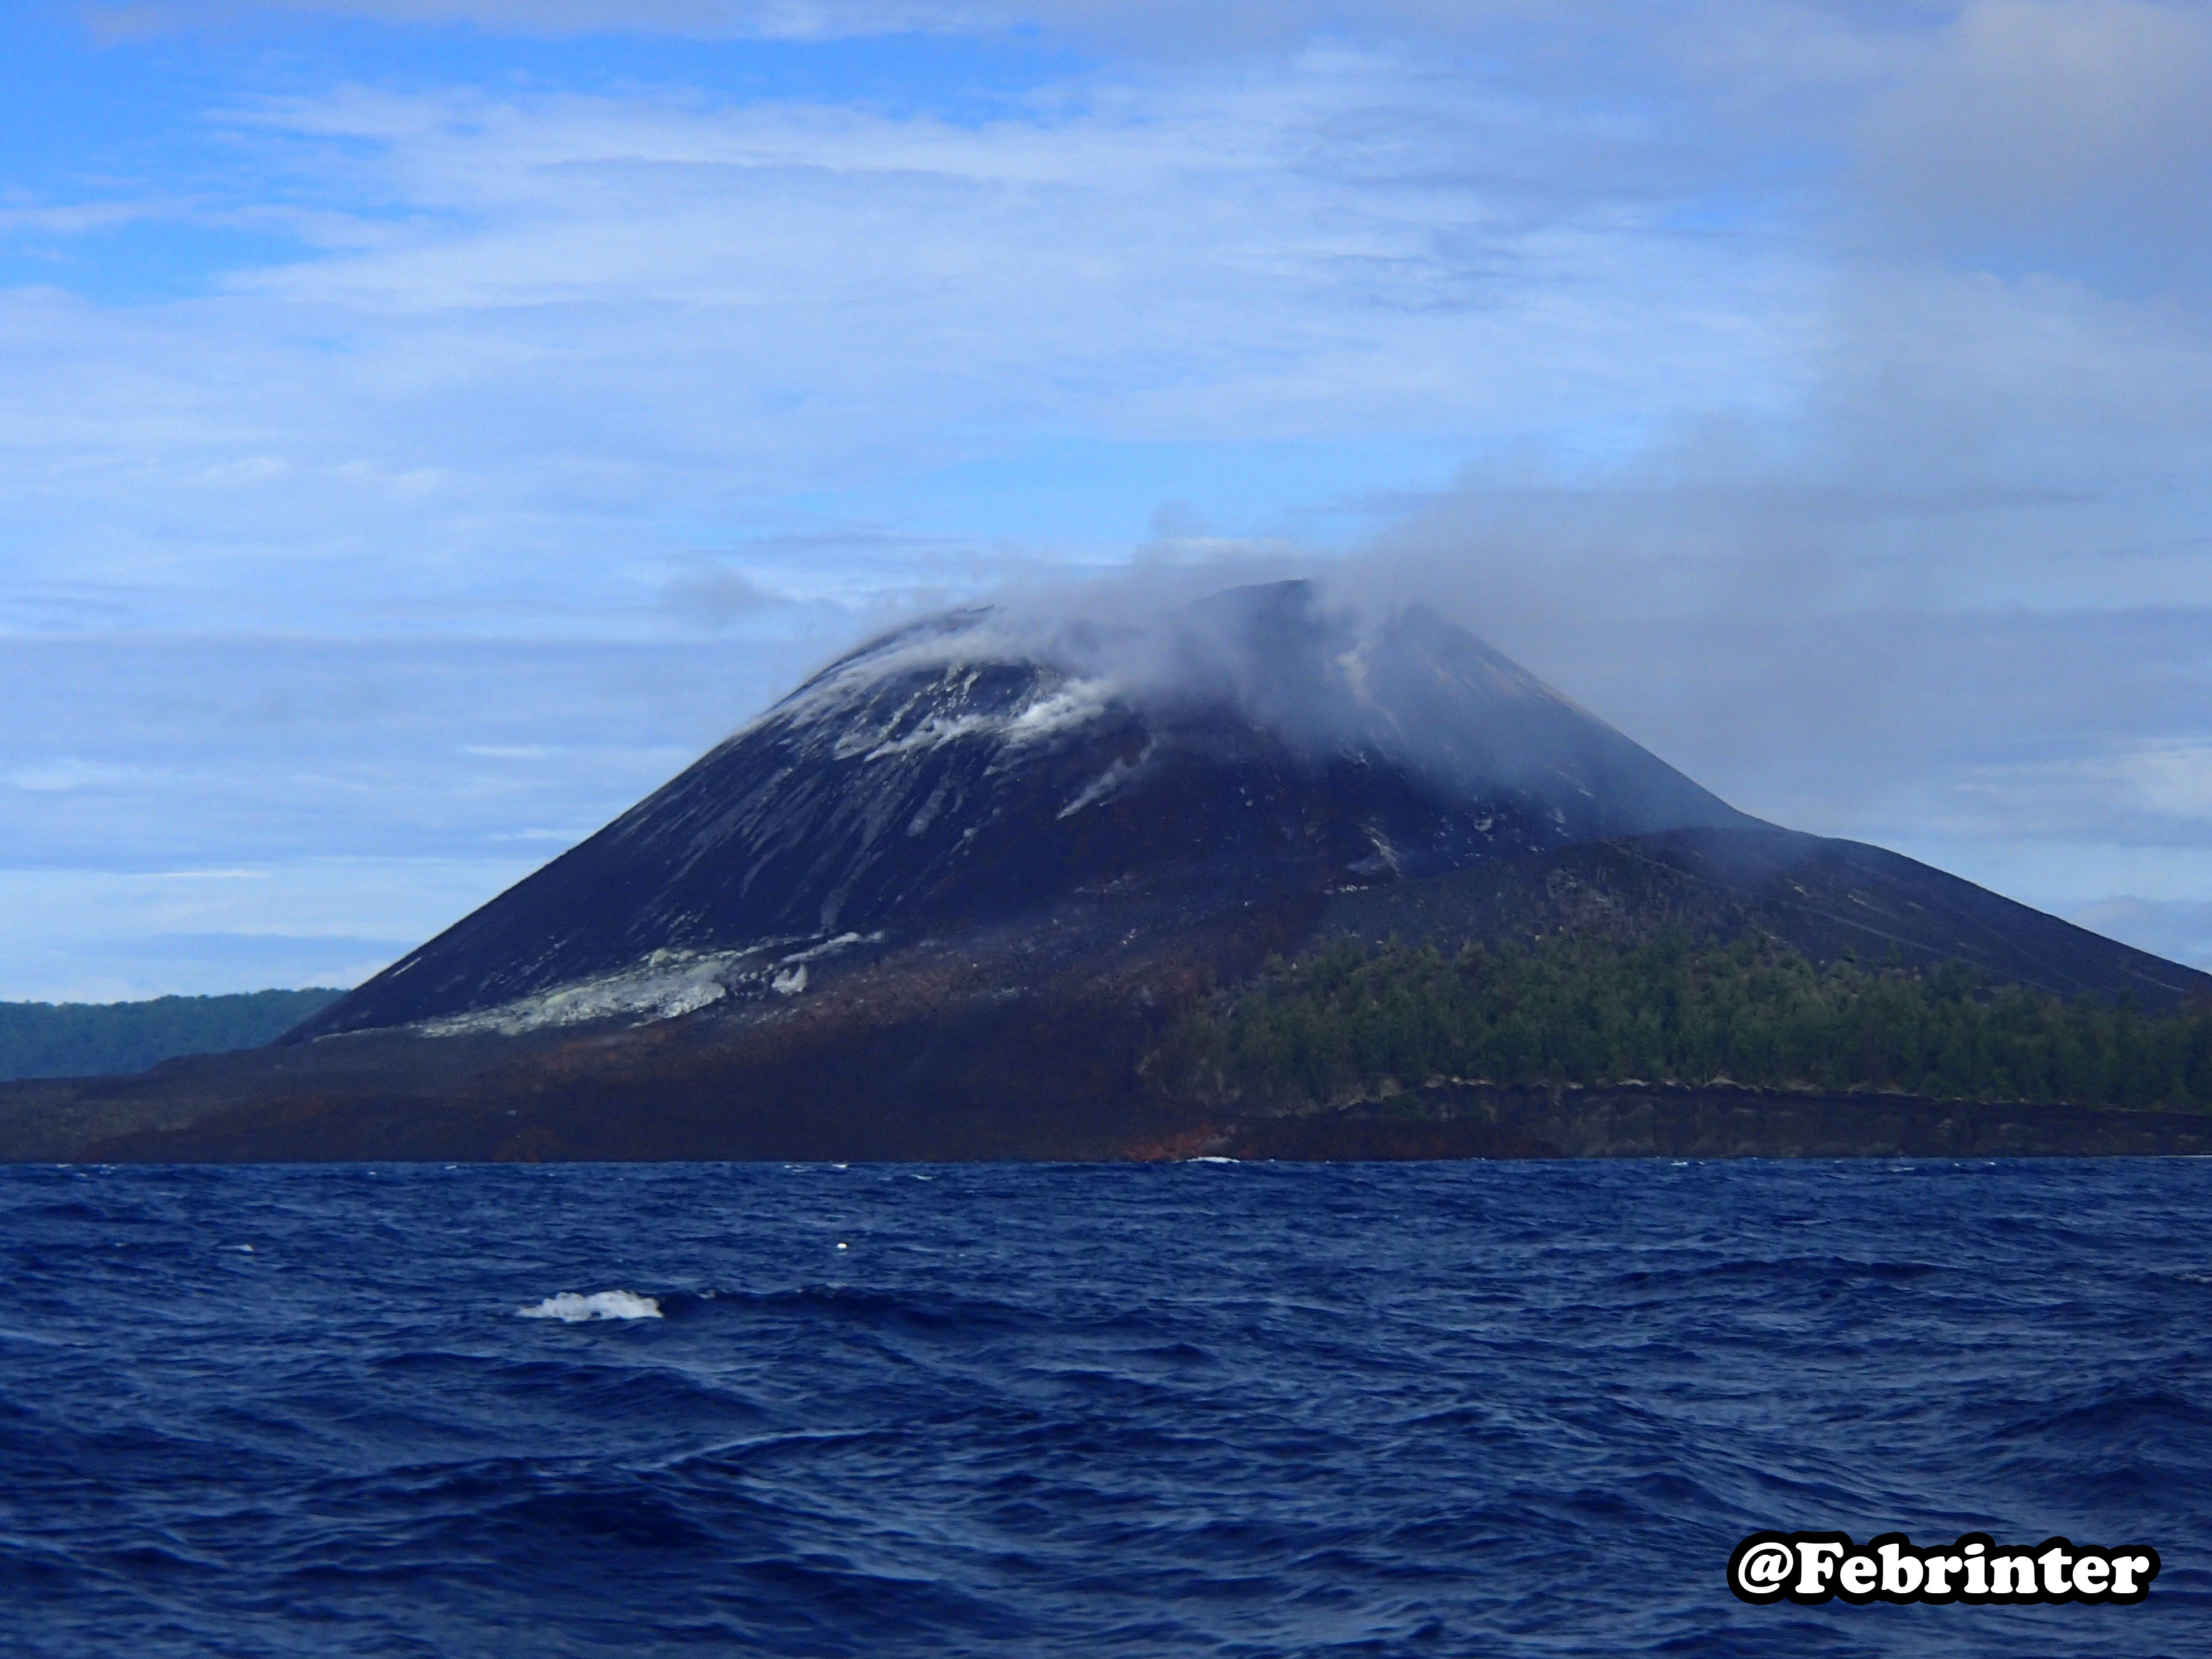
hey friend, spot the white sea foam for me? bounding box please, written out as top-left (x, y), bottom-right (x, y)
top-left (517, 1290), bottom-right (663, 1322)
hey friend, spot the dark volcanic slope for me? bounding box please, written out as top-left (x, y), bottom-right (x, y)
top-left (295, 581), bottom-right (1753, 1039)
top-left (1319, 826), bottom-right (2212, 1011)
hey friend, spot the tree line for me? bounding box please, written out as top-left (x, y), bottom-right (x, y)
top-left (0, 988), bottom-right (344, 1082)
top-left (1158, 931), bottom-right (2212, 1112)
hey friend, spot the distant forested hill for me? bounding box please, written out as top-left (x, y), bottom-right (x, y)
top-left (0, 989), bottom-right (347, 1081)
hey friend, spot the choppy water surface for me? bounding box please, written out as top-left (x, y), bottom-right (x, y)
top-left (3, 1159), bottom-right (2208, 1656)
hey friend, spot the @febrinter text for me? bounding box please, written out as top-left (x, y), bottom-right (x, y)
top-left (1729, 1530), bottom-right (2158, 1605)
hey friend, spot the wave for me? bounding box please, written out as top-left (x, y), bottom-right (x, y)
top-left (8, 1160), bottom-right (2208, 1658)
top-left (516, 1291), bottom-right (663, 1322)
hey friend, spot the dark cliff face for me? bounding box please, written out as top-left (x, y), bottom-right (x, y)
top-left (292, 580), bottom-right (1754, 1040)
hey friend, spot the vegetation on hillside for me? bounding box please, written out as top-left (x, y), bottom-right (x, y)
top-left (0, 989), bottom-right (345, 1082)
top-left (1158, 932), bottom-right (2212, 1112)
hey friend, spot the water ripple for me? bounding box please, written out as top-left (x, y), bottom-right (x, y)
top-left (2, 1158), bottom-right (2208, 1656)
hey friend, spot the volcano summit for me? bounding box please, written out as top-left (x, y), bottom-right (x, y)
top-left (8, 580), bottom-right (2208, 1163)
top-left (295, 580), bottom-right (1754, 1043)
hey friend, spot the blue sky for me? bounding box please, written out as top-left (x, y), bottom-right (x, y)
top-left (4, 0), bottom-right (2211, 998)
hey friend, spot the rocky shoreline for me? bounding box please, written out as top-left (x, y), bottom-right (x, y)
top-left (8, 1053), bottom-right (2210, 1162)
top-left (1209, 1080), bottom-right (2212, 1162)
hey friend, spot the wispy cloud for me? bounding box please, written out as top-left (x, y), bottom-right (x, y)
top-left (2, 45), bottom-right (1816, 642)
top-left (7, 1), bottom-right (2211, 989)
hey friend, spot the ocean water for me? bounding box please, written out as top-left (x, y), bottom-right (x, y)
top-left (2, 1160), bottom-right (2208, 1657)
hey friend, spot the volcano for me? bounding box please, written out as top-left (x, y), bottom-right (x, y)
top-left (7, 580), bottom-right (2208, 1163)
top-left (294, 580), bottom-right (1754, 1042)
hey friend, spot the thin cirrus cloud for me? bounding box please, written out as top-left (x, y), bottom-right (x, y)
top-left (86, 2), bottom-right (1741, 50)
top-left (3, 0), bottom-right (2211, 996)
top-left (3, 48), bottom-right (1814, 638)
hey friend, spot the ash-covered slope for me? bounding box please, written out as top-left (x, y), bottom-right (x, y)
top-left (293, 580), bottom-right (1755, 1040)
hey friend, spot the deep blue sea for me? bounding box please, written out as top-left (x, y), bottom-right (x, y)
top-left (3, 1158), bottom-right (2209, 1657)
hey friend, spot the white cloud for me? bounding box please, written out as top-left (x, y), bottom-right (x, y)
top-left (1857, 0), bottom-right (2212, 286)
top-left (85, 1), bottom-right (1833, 54)
top-left (11, 3), bottom-right (2212, 991)
top-left (0, 49), bottom-right (1818, 642)
top-left (1951, 743), bottom-right (2212, 840)
top-left (5, 759), bottom-right (168, 793)
top-left (0, 860), bottom-right (533, 1001)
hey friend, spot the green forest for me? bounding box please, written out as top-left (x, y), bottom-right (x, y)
top-left (0, 988), bottom-right (345, 1082)
top-left (1160, 932), bottom-right (2212, 1112)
